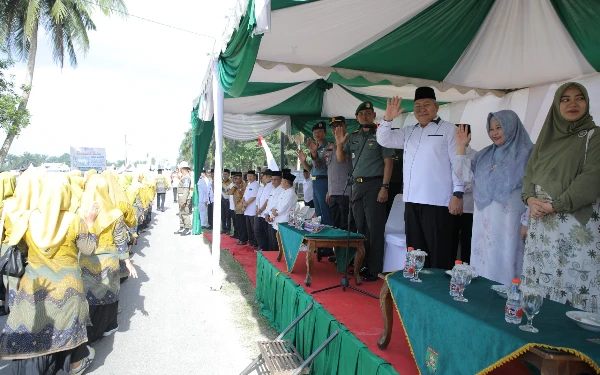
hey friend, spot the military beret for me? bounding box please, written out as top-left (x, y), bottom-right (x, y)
top-left (414, 87), bottom-right (436, 101)
top-left (312, 121), bottom-right (327, 131)
top-left (271, 171), bottom-right (283, 177)
top-left (283, 173), bottom-right (296, 183)
top-left (355, 101), bottom-right (374, 115)
top-left (329, 116), bottom-right (346, 126)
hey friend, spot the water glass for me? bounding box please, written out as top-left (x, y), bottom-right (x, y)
top-left (410, 250), bottom-right (427, 283)
top-left (453, 265), bottom-right (472, 302)
top-left (519, 285), bottom-right (544, 333)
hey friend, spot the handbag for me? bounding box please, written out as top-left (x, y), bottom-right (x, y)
top-left (0, 245), bottom-right (25, 277)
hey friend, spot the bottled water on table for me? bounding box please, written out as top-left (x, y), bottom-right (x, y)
top-left (449, 260), bottom-right (463, 297)
top-left (403, 247), bottom-right (415, 278)
top-left (505, 279), bottom-right (523, 324)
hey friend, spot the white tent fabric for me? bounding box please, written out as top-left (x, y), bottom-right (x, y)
top-left (222, 114), bottom-right (289, 140)
top-left (223, 81), bottom-right (312, 114)
top-left (444, 0), bottom-right (595, 89)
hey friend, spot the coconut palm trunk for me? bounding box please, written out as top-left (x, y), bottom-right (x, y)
top-left (0, 19), bottom-right (39, 167)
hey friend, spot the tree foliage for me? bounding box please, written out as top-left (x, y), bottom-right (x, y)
top-left (179, 129), bottom-right (307, 171)
top-left (0, 56), bottom-right (30, 137)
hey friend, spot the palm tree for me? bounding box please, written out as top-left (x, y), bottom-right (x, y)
top-left (0, 0), bottom-right (127, 165)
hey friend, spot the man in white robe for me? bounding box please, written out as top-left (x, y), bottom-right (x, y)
top-left (197, 171), bottom-right (209, 228)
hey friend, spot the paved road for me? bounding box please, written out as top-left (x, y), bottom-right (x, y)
top-left (0, 198), bottom-right (269, 374)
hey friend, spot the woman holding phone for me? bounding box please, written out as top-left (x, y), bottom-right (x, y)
top-left (454, 110), bottom-right (533, 285)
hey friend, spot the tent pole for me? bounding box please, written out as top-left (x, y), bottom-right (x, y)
top-left (210, 61), bottom-right (224, 291)
top-left (279, 131), bottom-right (285, 169)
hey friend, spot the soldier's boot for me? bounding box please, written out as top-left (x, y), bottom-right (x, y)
top-left (181, 229), bottom-right (191, 236)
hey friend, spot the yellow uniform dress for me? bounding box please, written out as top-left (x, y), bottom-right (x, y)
top-left (0, 218), bottom-right (96, 359)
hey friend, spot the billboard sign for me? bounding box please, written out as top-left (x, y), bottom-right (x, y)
top-left (70, 147), bottom-right (107, 172)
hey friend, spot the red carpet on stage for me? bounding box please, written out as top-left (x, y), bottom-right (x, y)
top-left (204, 232), bottom-right (531, 375)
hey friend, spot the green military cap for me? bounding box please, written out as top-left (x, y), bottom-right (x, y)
top-left (329, 116), bottom-right (346, 126)
top-left (355, 101), bottom-right (374, 115)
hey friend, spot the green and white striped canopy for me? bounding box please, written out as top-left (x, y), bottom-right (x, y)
top-left (196, 0), bottom-right (600, 146)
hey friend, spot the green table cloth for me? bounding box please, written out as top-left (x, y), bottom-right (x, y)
top-left (386, 270), bottom-right (600, 375)
top-left (278, 223), bottom-right (364, 273)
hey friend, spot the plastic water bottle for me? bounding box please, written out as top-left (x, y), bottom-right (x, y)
top-left (449, 260), bottom-right (462, 297)
top-left (403, 247), bottom-right (415, 278)
top-left (505, 279), bottom-right (523, 324)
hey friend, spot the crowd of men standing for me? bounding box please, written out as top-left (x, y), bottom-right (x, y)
top-left (200, 86), bottom-right (470, 283)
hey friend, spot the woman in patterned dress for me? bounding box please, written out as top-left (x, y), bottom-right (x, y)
top-left (0, 174), bottom-right (100, 374)
top-left (79, 175), bottom-right (137, 344)
top-left (522, 82), bottom-right (600, 312)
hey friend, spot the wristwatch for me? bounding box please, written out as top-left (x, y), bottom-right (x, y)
top-left (453, 191), bottom-right (464, 199)
top-left (381, 184), bottom-right (390, 189)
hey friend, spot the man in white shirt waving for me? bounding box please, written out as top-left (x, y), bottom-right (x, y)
top-left (264, 171), bottom-right (285, 251)
top-left (243, 170), bottom-right (260, 247)
top-left (376, 87), bottom-right (464, 270)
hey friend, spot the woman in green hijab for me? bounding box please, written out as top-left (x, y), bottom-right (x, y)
top-left (522, 82), bottom-right (600, 312)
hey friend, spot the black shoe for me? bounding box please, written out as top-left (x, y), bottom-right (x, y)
top-left (181, 229), bottom-right (191, 236)
top-left (348, 266), bottom-right (369, 276)
top-left (174, 228), bottom-right (183, 234)
top-left (363, 272), bottom-right (379, 282)
top-left (237, 241), bottom-right (247, 246)
top-left (327, 256), bottom-right (337, 264)
top-left (319, 248), bottom-right (334, 257)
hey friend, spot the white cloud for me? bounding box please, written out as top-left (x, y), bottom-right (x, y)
top-left (6, 0), bottom-right (237, 164)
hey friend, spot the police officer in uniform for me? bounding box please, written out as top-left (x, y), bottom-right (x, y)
top-left (154, 168), bottom-right (169, 212)
top-left (175, 161), bottom-right (192, 236)
top-left (334, 102), bottom-right (394, 281)
top-left (298, 122), bottom-right (333, 226)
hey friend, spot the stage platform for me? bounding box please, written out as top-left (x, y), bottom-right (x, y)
top-left (204, 233), bottom-right (531, 375)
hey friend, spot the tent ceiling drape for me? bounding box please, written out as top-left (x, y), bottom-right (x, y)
top-left (194, 0), bottom-right (600, 147)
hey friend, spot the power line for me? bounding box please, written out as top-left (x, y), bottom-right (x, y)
top-left (80, 0), bottom-right (216, 39)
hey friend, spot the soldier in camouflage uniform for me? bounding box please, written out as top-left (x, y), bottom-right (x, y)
top-left (174, 161), bottom-right (192, 236)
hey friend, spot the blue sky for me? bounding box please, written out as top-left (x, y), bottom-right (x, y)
top-left (6, 0), bottom-right (236, 165)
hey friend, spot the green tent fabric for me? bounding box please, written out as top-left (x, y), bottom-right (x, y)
top-left (259, 79), bottom-right (332, 116)
top-left (549, 0), bottom-right (600, 70)
top-left (218, 0), bottom-right (263, 97)
top-left (191, 106), bottom-right (215, 235)
top-left (224, 81), bottom-right (299, 98)
top-left (334, 0), bottom-right (496, 81)
top-left (254, 252), bottom-right (400, 375)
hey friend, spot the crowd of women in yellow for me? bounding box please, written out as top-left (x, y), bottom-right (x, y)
top-left (0, 167), bottom-right (157, 375)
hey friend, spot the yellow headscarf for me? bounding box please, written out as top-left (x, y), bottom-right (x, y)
top-left (68, 176), bottom-right (84, 214)
top-left (28, 175), bottom-right (75, 251)
top-left (102, 171), bottom-right (128, 207)
top-left (0, 172), bottom-right (16, 207)
top-left (6, 170), bottom-right (44, 246)
top-left (80, 175), bottom-right (123, 234)
top-left (69, 170), bottom-right (82, 178)
top-left (127, 173), bottom-right (143, 205)
top-left (84, 169), bottom-right (97, 187)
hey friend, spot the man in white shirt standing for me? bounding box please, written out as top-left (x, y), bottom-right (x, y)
top-left (197, 170), bottom-right (209, 228)
top-left (264, 171), bottom-right (284, 251)
top-left (267, 172), bottom-right (298, 251)
top-left (207, 169), bottom-right (215, 229)
top-left (302, 169), bottom-right (314, 208)
top-left (243, 170), bottom-right (260, 247)
top-left (376, 87), bottom-right (464, 270)
top-left (255, 169), bottom-right (273, 251)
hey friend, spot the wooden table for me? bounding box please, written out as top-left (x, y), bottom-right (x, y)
top-left (376, 274), bottom-right (597, 375)
top-left (276, 232), bottom-right (366, 287)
